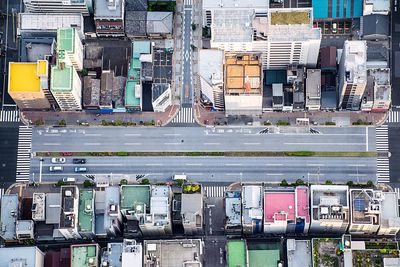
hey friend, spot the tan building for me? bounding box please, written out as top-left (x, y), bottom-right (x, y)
top-left (8, 60), bottom-right (52, 110)
top-left (224, 53), bottom-right (263, 115)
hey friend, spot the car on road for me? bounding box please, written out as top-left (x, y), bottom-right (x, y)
top-left (73, 158), bottom-right (86, 164)
top-left (63, 177), bottom-right (76, 183)
top-left (49, 166), bottom-right (63, 172)
top-left (74, 167), bottom-right (87, 173)
top-left (51, 157), bottom-right (66, 164)
top-left (332, 23), bottom-right (337, 33)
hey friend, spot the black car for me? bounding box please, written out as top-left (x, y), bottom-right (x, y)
top-left (73, 158), bottom-right (86, 164)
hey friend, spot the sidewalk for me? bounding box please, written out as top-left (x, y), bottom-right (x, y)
top-left (22, 105), bottom-right (180, 127)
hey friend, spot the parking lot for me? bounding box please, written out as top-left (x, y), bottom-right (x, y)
top-left (315, 20), bottom-right (352, 35)
top-left (269, 0), bottom-right (311, 8)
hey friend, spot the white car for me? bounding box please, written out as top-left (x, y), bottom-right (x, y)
top-left (51, 157), bottom-right (66, 164)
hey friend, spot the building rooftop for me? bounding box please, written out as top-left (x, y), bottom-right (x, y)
top-left (57, 28), bottom-right (76, 54)
top-left (147, 186), bottom-right (170, 226)
top-left (364, 0), bottom-right (390, 14)
top-left (151, 83), bottom-right (170, 103)
top-left (19, 13), bottom-right (83, 34)
top-left (121, 239), bottom-right (143, 267)
top-left (100, 71), bottom-right (114, 107)
top-left (242, 186), bottom-right (263, 226)
top-left (247, 241), bottom-right (281, 267)
top-left (101, 242), bottom-right (123, 267)
top-left (8, 60), bottom-right (47, 92)
top-left (212, 9), bottom-right (254, 43)
top-left (199, 49), bottom-right (224, 86)
top-left (94, 0), bottom-right (123, 18)
top-left (181, 192), bottom-right (203, 226)
top-left (0, 247), bottom-right (44, 267)
top-left (125, 0), bottom-right (147, 11)
top-left (32, 193), bottom-right (45, 221)
top-left (146, 12), bottom-right (173, 35)
top-left (287, 239), bottom-right (312, 267)
top-left (342, 40), bottom-right (367, 85)
top-left (227, 240), bottom-right (246, 267)
top-left (104, 186), bottom-right (120, 231)
top-left (225, 191), bottom-right (242, 226)
top-left (78, 189), bottom-right (94, 233)
top-left (225, 53), bottom-right (262, 95)
top-left (83, 76), bottom-right (100, 108)
top-left (0, 194), bottom-right (18, 240)
top-left (311, 185), bottom-right (349, 222)
top-left (264, 188), bottom-right (296, 223)
top-left (306, 69), bottom-right (321, 106)
top-left (46, 193), bottom-right (61, 224)
top-left (51, 65), bottom-right (74, 92)
top-left (368, 68), bottom-right (391, 102)
top-left (270, 10), bottom-right (310, 25)
top-left (350, 189), bottom-right (381, 225)
top-left (121, 185), bottom-right (151, 211)
top-left (362, 14), bottom-right (389, 38)
top-left (143, 239), bottom-right (202, 267)
top-left (125, 11), bottom-right (147, 37)
top-left (60, 186), bottom-right (78, 229)
top-left (380, 192), bottom-right (400, 230)
top-left (71, 244), bottom-right (98, 267)
top-left (203, 0), bottom-right (269, 9)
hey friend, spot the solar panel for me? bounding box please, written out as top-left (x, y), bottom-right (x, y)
top-left (354, 198), bottom-right (365, 212)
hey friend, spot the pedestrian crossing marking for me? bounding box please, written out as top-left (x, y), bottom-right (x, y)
top-left (387, 110), bottom-right (399, 123)
top-left (16, 126), bottom-right (32, 182)
top-left (375, 125), bottom-right (388, 152)
top-left (184, 0), bottom-right (192, 6)
top-left (0, 110), bottom-right (20, 122)
top-left (204, 186), bottom-right (227, 198)
top-left (171, 107), bottom-right (195, 124)
top-left (394, 188), bottom-right (400, 199)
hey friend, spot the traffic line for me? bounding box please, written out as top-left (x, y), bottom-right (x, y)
top-left (204, 186), bottom-right (226, 198)
top-left (16, 126), bottom-right (32, 182)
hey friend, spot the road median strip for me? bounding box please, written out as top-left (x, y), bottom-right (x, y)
top-left (35, 151), bottom-right (377, 157)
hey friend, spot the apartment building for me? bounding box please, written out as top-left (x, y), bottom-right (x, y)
top-left (0, 194), bottom-right (19, 241)
top-left (224, 53), bottom-right (263, 115)
top-left (242, 185), bottom-right (263, 235)
top-left (8, 60), bottom-right (52, 110)
top-left (338, 40), bottom-right (367, 110)
top-left (101, 239), bottom-right (142, 267)
top-left (78, 189), bottom-right (95, 238)
top-left (181, 189), bottom-right (204, 235)
top-left (57, 27), bottom-right (83, 71)
top-left (104, 186), bottom-right (123, 237)
top-left (305, 69), bottom-right (321, 110)
top-left (287, 65), bottom-right (306, 110)
top-left (71, 244), bottom-right (100, 267)
top-left (59, 186), bottom-right (81, 239)
top-left (369, 68), bottom-right (391, 111)
top-left (0, 247), bottom-right (45, 267)
top-left (264, 187), bottom-right (310, 234)
top-left (206, 4), bottom-right (321, 70)
top-left (225, 190), bottom-right (242, 234)
top-left (349, 189), bottom-right (382, 235)
top-left (198, 49), bottom-right (225, 110)
top-left (310, 185), bottom-right (350, 234)
top-left (378, 192), bottom-right (400, 235)
top-left (32, 193), bottom-right (46, 222)
top-left (23, 0), bottom-right (92, 15)
top-left (94, 0), bottom-right (125, 37)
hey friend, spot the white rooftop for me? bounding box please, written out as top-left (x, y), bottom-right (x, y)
top-left (199, 49), bottom-right (224, 85)
top-left (203, 0), bottom-right (269, 9)
top-left (343, 40), bottom-right (367, 85)
top-left (19, 13), bottom-right (83, 31)
top-left (364, 0), bottom-right (390, 14)
top-left (212, 9), bottom-right (254, 43)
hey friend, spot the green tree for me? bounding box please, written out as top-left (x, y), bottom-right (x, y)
top-left (325, 180), bottom-right (334, 185)
top-left (140, 178), bottom-right (150, 185)
top-left (366, 180), bottom-right (374, 187)
top-left (295, 179), bottom-right (305, 186)
top-left (83, 180), bottom-right (95, 187)
top-left (58, 119), bottom-right (66, 126)
top-left (346, 181), bottom-right (354, 187)
top-left (120, 179), bottom-right (128, 185)
top-left (280, 179), bottom-right (289, 186)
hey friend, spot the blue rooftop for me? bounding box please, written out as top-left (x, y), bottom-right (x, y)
top-left (312, 0), bottom-right (362, 19)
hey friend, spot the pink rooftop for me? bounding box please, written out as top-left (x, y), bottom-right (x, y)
top-left (296, 187), bottom-right (310, 223)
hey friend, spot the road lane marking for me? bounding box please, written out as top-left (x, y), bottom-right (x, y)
top-left (164, 142), bottom-right (181, 145)
top-left (146, 163), bottom-right (163, 166)
top-left (225, 163), bottom-right (242, 166)
top-left (348, 174), bottom-right (367, 177)
top-left (347, 164), bottom-right (366, 167)
top-left (307, 164), bottom-right (325, 166)
top-left (44, 134), bottom-right (61, 136)
top-left (164, 133), bottom-right (182, 136)
top-left (244, 143), bottom-right (261, 145)
top-left (204, 142), bottom-right (220, 145)
top-left (185, 163), bottom-right (202, 166)
top-left (226, 173), bottom-right (241, 176)
top-left (85, 133), bottom-right (102, 136)
top-left (43, 143), bottom-right (61, 146)
top-left (84, 143), bottom-right (101, 146)
top-left (43, 163), bottom-right (124, 167)
top-left (265, 163), bottom-right (283, 166)
top-left (284, 142), bottom-right (365, 145)
top-left (124, 133), bottom-right (141, 136)
top-left (266, 173), bottom-right (284, 176)
top-left (186, 173), bottom-right (203, 175)
top-left (366, 127), bottom-right (368, 151)
top-left (124, 143), bottom-right (141, 145)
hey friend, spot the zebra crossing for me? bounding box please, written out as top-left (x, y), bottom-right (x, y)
top-left (394, 188), bottom-right (400, 199)
top-left (184, 0), bottom-right (192, 6)
top-left (171, 107), bottom-right (195, 124)
top-left (377, 158), bottom-right (390, 183)
top-left (204, 186), bottom-right (227, 198)
top-left (387, 110), bottom-right (399, 123)
top-left (0, 110), bottom-right (20, 122)
top-left (0, 188), bottom-right (4, 199)
top-left (375, 125), bottom-right (389, 152)
top-left (16, 126), bottom-right (32, 182)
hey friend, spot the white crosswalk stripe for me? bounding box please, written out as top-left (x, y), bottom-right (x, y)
top-left (16, 126), bottom-right (32, 182)
top-left (184, 0), bottom-right (192, 6)
top-left (0, 188), bottom-right (4, 199)
top-left (377, 157), bottom-right (390, 183)
top-left (387, 110), bottom-right (400, 123)
top-left (375, 125), bottom-right (388, 152)
top-left (394, 188), bottom-right (400, 199)
top-left (0, 110), bottom-right (20, 122)
top-left (172, 107), bottom-right (195, 124)
top-left (204, 186), bottom-right (227, 198)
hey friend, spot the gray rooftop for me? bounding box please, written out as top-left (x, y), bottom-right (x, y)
top-left (46, 193), bottom-right (61, 224)
top-left (368, 68), bottom-right (391, 101)
top-left (287, 239), bottom-right (312, 267)
top-left (112, 76), bottom-right (127, 109)
top-left (146, 12), bottom-right (173, 35)
top-left (225, 191), bottom-right (242, 226)
top-left (311, 185), bottom-right (349, 208)
top-left (181, 193), bottom-right (203, 224)
top-left (242, 186), bottom-right (263, 225)
top-left (203, 0), bottom-right (269, 9)
top-left (104, 187), bottom-right (120, 231)
top-left (199, 49), bottom-right (224, 86)
top-left (0, 194), bottom-right (18, 240)
top-left (100, 71), bottom-right (114, 107)
top-left (212, 9), bottom-right (254, 43)
top-left (125, 11), bottom-right (147, 37)
top-left (305, 69), bottom-right (321, 106)
top-left (94, 0), bottom-right (123, 18)
top-left (126, 0), bottom-right (147, 11)
top-left (101, 242), bottom-right (123, 267)
top-left (151, 83), bottom-right (169, 103)
top-left (83, 76), bottom-right (100, 108)
top-left (19, 13), bottom-right (83, 33)
top-left (381, 192), bottom-right (400, 229)
top-left (0, 247), bottom-right (44, 267)
top-left (362, 14), bottom-right (389, 39)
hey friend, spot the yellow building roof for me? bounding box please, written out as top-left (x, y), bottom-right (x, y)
top-left (8, 61), bottom-right (48, 93)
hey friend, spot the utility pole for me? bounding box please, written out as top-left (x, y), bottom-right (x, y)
top-left (39, 159), bottom-right (43, 183)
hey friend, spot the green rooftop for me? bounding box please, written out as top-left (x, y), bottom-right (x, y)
top-left (51, 65), bottom-right (73, 91)
top-left (71, 245), bottom-right (98, 267)
top-left (133, 41), bottom-right (151, 58)
top-left (270, 11), bottom-right (310, 25)
top-left (120, 185), bottom-right (150, 210)
top-left (247, 241), bottom-right (281, 267)
top-left (78, 190), bottom-right (94, 233)
top-left (125, 58), bottom-right (141, 108)
top-left (57, 28), bottom-right (75, 54)
top-left (227, 240), bottom-right (246, 267)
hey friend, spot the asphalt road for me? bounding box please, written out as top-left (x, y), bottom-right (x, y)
top-left (391, 0), bottom-right (400, 106)
top-left (181, 3), bottom-right (193, 107)
top-left (31, 126), bottom-right (376, 152)
top-left (30, 156), bottom-right (377, 183)
top-left (0, 126), bottom-right (18, 186)
top-left (389, 125), bottom-right (400, 184)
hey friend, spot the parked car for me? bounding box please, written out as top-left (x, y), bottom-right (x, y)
top-left (63, 177), bottom-right (76, 183)
top-left (73, 158), bottom-right (86, 164)
top-left (49, 166), bottom-right (63, 172)
top-left (332, 23), bottom-right (337, 33)
top-left (51, 157), bottom-right (66, 164)
top-left (74, 167), bottom-right (87, 173)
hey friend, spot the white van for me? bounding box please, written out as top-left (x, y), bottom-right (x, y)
top-left (63, 177), bottom-right (76, 183)
top-left (49, 166), bottom-right (63, 172)
top-left (173, 174), bottom-right (187, 181)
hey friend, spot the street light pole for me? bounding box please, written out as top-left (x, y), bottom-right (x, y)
top-left (39, 159), bottom-right (43, 183)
